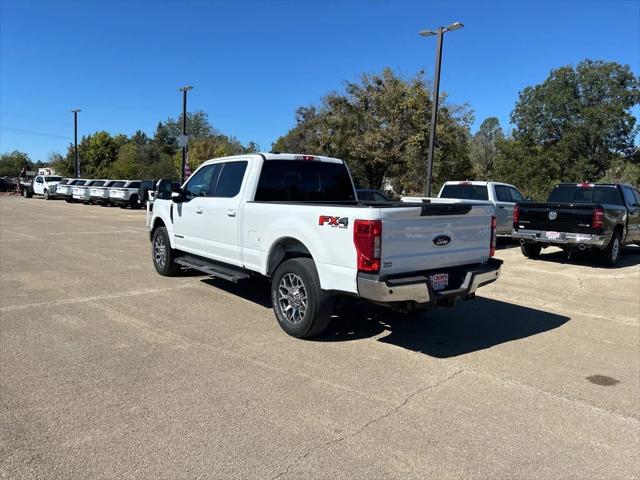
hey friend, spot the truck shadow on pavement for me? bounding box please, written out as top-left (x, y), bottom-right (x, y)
top-left (528, 245), bottom-right (640, 269)
top-left (200, 278), bottom-right (570, 358)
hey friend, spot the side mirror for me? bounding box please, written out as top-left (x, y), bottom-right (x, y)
top-left (156, 178), bottom-right (177, 200)
top-left (171, 191), bottom-right (184, 203)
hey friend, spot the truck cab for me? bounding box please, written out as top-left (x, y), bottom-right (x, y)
top-left (438, 181), bottom-right (526, 236)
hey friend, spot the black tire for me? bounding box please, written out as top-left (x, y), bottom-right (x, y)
top-left (129, 195), bottom-right (141, 209)
top-left (119, 205), bottom-right (127, 209)
top-left (44, 190), bottom-right (50, 200)
top-left (271, 258), bottom-right (332, 338)
top-left (152, 226), bottom-right (180, 276)
top-left (602, 231), bottom-right (623, 266)
top-left (23, 188), bottom-right (32, 198)
top-left (520, 242), bottom-right (542, 258)
top-left (65, 198), bottom-right (72, 203)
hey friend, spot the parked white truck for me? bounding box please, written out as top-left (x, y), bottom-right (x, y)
top-left (149, 153), bottom-right (501, 338)
top-left (22, 174), bottom-right (63, 199)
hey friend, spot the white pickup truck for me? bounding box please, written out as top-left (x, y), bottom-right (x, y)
top-left (439, 181), bottom-right (526, 236)
top-left (149, 153), bottom-right (501, 338)
top-left (24, 174), bottom-right (63, 199)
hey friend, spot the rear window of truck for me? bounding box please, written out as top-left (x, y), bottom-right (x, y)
top-left (440, 184), bottom-right (489, 200)
top-left (255, 160), bottom-right (355, 202)
top-left (548, 186), bottom-right (623, 205)
top-left (110, 181), bottom-right (126, 188)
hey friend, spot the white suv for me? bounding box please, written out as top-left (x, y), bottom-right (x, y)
top-left (109, 180), bottom-right (142, 209)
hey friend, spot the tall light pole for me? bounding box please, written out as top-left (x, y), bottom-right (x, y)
top-left (419, 21), bottom-right (464, 196)
top-left (71, 109), bottom-right (81, 178)
top-left (179, 86), bottom-right (193, 183)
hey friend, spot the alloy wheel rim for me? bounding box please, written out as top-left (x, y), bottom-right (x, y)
top-left (278, 273), bottom-right (307, 324)
top-left (154, 235), bottom-right (167, 267)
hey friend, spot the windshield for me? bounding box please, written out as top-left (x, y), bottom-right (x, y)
top-left (548, 185), bottom-right (623, 205)
top-left (58, 179), bottom-right (69, 185)
top-left (440, 184), bottom-right (489, 200)
top-left (45, 176), bottom-right (62, 182)
top-left (110, 181), bottom-right (126, 188)
top-left (74, 180), bottom-right (86, 186)
top-left (255, 160), bottom-right (355, 202)
top-left (90, 180), bottom-right (105, 187)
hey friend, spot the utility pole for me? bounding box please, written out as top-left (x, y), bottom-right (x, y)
top-left (419, 22), bottom-right (464, 196)
top-left (179, 86), bottom-right (193, 183)
top-left (71, 109), bottom-right (81, 178)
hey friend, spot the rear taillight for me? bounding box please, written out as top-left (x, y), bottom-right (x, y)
top-left (490, 215), bottom-right (497, 257)
top-left (592, 207), bottom-right (604, 230)
top-left (513, 204), bottom-right (520, 227)
top-left (353, 219), bottom-right (382, 272)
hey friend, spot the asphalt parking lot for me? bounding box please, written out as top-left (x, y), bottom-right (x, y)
top-left (1, 195), bottom-right (639, 479)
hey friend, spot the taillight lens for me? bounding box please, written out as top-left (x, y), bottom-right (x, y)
top-left (353, 220), bottom-right (382, 272)
top-left (490, 215), bottom-right (497, 257)
top-left (513, 204), bottom-right (520, 227)
top-left (592, 207), bottom-right (604, 230)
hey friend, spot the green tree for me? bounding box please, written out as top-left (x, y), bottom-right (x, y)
top-left (0, 151), bottom-right (31, 177)
top-left (272, 68), bottom-right (474, 192)
top-left (63, 131), bottom-right (123, 178)
top-left (498, 59), bottom-right (640, 195)
top-left (470, 117), bottom-right (504, 179)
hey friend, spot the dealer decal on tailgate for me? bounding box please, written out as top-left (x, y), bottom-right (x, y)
top-left (318, 216), bottom-right (349, 228)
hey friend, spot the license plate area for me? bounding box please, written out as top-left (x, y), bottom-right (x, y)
top-left (429, 273), bottom-right (449, 291)
top-left (544, 231), bottom-right (562, 240)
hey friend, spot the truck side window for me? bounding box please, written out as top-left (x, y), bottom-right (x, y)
top-left (509, 187), bottom-right (524, 202)
top-left (623, 187), bottom-right (637, 207)
top-left (211, 161), bottom-right (248, 198)
top-left (494, 185), bottom-right (511, 202)
top-left (184, 165), bottom-right (216, 200)
top-left (36, 176), bottom-right (43, 183)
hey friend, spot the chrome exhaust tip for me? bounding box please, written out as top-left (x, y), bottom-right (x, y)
top-left (578, 244), bottom-right (587, 251)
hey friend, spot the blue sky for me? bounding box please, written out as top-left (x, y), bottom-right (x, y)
top-left (1, 0), bottom-right (638, 162)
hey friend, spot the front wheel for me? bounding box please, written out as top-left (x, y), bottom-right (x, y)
top-left (44, 190), bottom-right (50, 200)
top-left (602, 231), bottom-right (622, 266)
top-left (271, 258), bottom-right (332, 338)
top-left (152, 226), bottom-right (180, 276)
top-left (520, 242), bottom-right (542, 259)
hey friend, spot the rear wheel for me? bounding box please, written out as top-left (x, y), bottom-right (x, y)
top-left (23, 188), bottom-right (32, 198)
top-left (152, 227), bottom-right (180, 276)
top-left (520, 242), bottom-right (542, 258)
top-left (271, 258), bottom-right (332, 338)
top-left (129, 195), bottom-right (141, 209)
top-left (602, 231), bottom-right (622, 266)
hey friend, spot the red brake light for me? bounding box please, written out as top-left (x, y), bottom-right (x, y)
top-left (459, 181), bottom-right (472, 185)
top-left (578, 182), bottom-right (594, 188)
top-left (353, 220), bottom-right (382, 272)
top-left (490, 215), bottom-right (497, 257)
top-left (513, 204), bottom-right (520, 227)
top-left (295, 155), bottom-right (316, 161)
top-left (592, 207), bottom-right (604, 229)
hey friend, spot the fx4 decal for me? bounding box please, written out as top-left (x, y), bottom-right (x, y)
top-left (318, 215), bottom-right (349, 228)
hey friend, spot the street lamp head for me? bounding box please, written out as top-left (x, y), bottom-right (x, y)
top-left (419, 30), bottom-right (436, 37)
top-left (71, 109), bottom-right (81, 113)
top-left (179, 85), bottom-right (194, 92)
top-left (445, 22), bottom-right (464, 31)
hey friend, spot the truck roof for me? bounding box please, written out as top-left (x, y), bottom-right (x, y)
top-left (442, 180), bottom-right (515, 187)
top-left (201, 153), bottom-right (344, 168)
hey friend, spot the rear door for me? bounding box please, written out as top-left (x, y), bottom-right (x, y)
top-left (173, 164), bottom-right (217, 255)
top-left (493, 185), bottom-right (515, 234)
top-left (204, 159), bottom-right (250, 266)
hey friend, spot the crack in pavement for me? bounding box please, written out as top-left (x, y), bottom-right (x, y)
top-left (271, 369), bottom-right (465, 480)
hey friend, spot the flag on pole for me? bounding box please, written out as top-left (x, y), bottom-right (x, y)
top-left (184, 148), bottom-right (192, 180)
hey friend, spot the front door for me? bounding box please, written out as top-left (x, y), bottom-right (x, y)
top-left (172, 164), bottom-right (217, 256)
top-left (203, 159), bottom-right (250, 266)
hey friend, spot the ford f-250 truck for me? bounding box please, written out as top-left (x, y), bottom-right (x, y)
top-left (513, 183), bottom-right (640, 265)
top-left (149, 153), bottom-right (502, 338)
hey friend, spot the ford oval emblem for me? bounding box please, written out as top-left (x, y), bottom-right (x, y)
top-left (548, 211), bottom-right (558, 220)
top-left (433, 235), bottom-right (452, 247)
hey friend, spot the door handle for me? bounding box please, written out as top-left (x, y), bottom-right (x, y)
top-left (498, 206), bottom-right (505, 209)
top-left (227, 209), bottom-right (237, 217)
top-left (195, 207), bottom-right (203, 214)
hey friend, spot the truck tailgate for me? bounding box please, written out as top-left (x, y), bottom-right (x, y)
top-left (517, 202), bottom-right (597, 234)
top-left (379, 203), bottom-right (493, 275)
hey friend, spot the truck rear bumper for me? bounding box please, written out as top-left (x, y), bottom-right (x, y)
top-left (356, 258), bottom-right (502, 304)
top-left (513, 229), bottom-right (607, 247)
